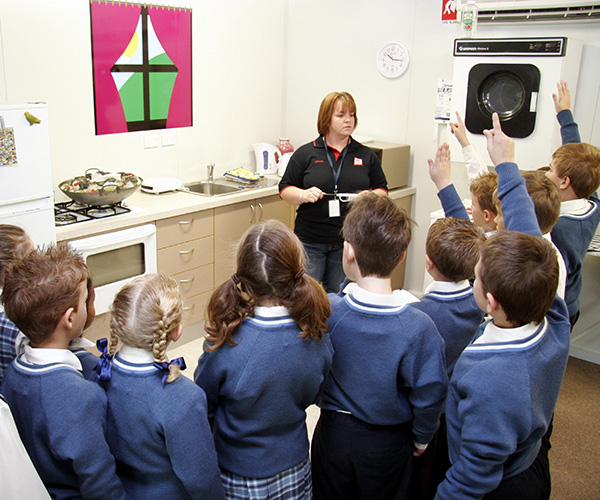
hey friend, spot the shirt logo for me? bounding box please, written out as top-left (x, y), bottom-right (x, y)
top-left (354, 157), bottom-right (363, 166)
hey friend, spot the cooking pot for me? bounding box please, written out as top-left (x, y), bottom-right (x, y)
top-left (59, 168), bottom-right (142, 206)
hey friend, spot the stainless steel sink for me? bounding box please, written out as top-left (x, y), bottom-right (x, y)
top-left (182, 181), bottom-right (243, 196)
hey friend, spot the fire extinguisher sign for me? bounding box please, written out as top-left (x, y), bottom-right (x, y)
top-left (442, 0), bottom-right (458, 23)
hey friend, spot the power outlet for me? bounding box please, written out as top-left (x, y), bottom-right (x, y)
top-left (144, 135), bottom-right (160, 148)
top-left (162, 132), bottom-right (176, 146)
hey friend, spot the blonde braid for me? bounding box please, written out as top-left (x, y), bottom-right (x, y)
top-left (108, 331), bottom-right (120, 356)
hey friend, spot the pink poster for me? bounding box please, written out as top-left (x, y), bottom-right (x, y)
top-left (90, 1), bottom-right (192, 135)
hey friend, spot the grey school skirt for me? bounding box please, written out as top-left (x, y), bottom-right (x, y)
top-left (219, 456), bottom-right (312, 500)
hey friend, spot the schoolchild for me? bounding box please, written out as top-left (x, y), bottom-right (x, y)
top-left (98, 273), bottom-right (224, 500)
top-left (194, 219), bottom-right (333, 500)
top-left (410, 149), bottom-right (486, 500)
top-left (546, 81), bottom-right (600, 327)
top-left (449, 112), bottom-right (498, 233)
top-left (433, 113), bottom-right (571, 500)
top-left (0, 244), bottom-right (127, 500)
top-left (492, 169), bottom-right (567, 299)
top-left (69, 277), bottom-right (101, 379)
top-left (312, 193), bottom-right (447, 500)
top-left (0, 224), bottom-right (34, 385)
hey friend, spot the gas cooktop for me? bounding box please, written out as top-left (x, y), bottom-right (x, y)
top-left (54, 201), bottom-right (132, 226)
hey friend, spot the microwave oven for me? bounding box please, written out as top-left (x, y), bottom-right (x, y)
top-left (67, 224), bottom-right (157, 315)
top-left (369, 141), bottom-right (410, 190)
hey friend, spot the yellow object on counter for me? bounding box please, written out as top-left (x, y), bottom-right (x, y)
top-left (224, 168), bottom-right (265, 183)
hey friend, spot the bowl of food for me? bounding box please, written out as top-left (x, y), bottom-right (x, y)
top-left (59, 169), bottom-right (142, 206)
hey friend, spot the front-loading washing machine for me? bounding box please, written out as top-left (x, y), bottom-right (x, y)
top-left (451, 37), bottom-right (582, 170)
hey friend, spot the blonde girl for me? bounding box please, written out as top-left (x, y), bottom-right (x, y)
top-left (194, 219), bottom-right (333, 500)
top-left (98, 273), bottom-right (224, 500)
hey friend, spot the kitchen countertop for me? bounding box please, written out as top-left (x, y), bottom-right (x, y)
top-left (56, 178), bottom-right (416, 241)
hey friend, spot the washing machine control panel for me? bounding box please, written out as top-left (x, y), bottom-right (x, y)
top-left (454, 37), bottom-right (566, 57)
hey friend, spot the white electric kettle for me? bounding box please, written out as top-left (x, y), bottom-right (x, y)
top-left (253, 143), bottom-right (280, 174)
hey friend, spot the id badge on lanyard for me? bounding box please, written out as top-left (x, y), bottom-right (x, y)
top-left (324, 138), bottom-right (348, 218)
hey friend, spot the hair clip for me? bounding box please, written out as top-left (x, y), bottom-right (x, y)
top-left (294, 268), bottom-right (305, 283)
top-left (231, 273), bottom-right (241, 285)
top-left (94, 338), bottom-right (113, 382)
top-left (153, 357), bottom-right (187, 386)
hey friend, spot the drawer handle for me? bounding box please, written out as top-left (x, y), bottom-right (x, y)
top-left (179, 278), bottom-right (195, 284)
top-left (183, 305), bottom-right (195, 311)
top-left (258, 202), bottom-right (263, 221)
top-left (178, 220), bottom-right (193, 225)
top-left (179, 249), bottom-right (194, 255)
top-left (250, 204), bottom-right (255, 224)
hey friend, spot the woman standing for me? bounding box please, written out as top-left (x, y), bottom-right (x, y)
top-left (279, 92), bottom-right (388, 293)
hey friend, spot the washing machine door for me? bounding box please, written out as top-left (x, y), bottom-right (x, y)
top-left (465, 63), bottom-right (541, 138)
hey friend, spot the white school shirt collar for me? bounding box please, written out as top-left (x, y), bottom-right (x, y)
top-left (474, 320), bottom-right (539, 345)
top-left (342, 282), bottom-right (419, 307)
top-left (560, 198), bottom-right (590, 216)
top-left (117, 345), bottom-right (156, 364)
top-left (69, 336), bottom-right (95, 349)
top-left (424, 280), bottom-right (470, 295)
top-left (254, 305), bottom-right (290, 317)
top-left (21, 343), bottom-right (83, 372)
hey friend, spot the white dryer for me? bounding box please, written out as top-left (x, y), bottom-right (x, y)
top-left (451, 37), bottom-right (582, 170)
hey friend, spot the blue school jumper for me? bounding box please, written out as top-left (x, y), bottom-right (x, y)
top-left (104, 347), bottom-right (224, 500)
top-left (0, 311), bottom-right (20, 385)
top-left (320, 283), bottom-right (447, 442)
top-left (551, 109), bottom-right (600, 319)
top-left (1, 349), bottom-right (126, 500)
top-left (434, 161), bottom-right (571, 500)
top-left (194, 306), bottom-right (333, 478)
top-left (412, 281), bottom-right (484, 377)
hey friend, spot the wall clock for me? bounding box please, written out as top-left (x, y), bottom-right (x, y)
top-left (377, 42), bottom-right (410, 79)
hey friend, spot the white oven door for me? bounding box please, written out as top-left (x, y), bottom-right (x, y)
top-left (68, 224), bottom-right (157, 314)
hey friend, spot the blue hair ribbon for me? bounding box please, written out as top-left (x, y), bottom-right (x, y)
top-left (94, 338), bottom-right (113, 382)
top-left (153, 357), bottom-right (186, 386)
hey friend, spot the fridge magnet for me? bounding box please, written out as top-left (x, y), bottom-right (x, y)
top-left (0, 117), bottom-right (18, 166)
top-left (24, 112), bottom-right (41, 125)
top-left (90, 1), bottom-right (192, 135)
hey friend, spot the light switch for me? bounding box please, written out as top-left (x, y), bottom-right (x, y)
top-left (144, 135), bottom-right (160, 148)
top-left (162, 132), bottom-right (176, 146)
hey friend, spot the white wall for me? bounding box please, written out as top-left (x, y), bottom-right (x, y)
top-left (1, 0), bottom-right (598, 292)
top-left (0, 0), bottom-right (286, 201)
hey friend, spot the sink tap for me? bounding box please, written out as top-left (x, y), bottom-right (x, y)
top-left (207, 163), bottom-right (215, 183)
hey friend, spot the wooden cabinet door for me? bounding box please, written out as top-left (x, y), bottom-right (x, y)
top-left (391, 194), bottom-right (413, 290)
top-left (256, 194), bottom-right (293, 228)
top-left (214, 200), bottom-right (254, 286)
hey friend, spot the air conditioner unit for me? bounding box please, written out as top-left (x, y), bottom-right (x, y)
top-left (457, 0), bottom-right (600, 23)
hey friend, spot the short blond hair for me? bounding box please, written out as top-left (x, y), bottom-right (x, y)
top-left (470, 172), bottom-right (498, 214)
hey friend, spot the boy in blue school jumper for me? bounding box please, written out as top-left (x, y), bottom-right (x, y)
top-left (545, 81), bottom-right (600, 328)
top-left (410, 211), bottom-right (485, 500)
top-left (0, 244), bottom-right (127, 500)
top-left (99, 274), bottom-right (224, 500)
top-left (432, 114), bottom-right (571, 500)
top-left (311, 193), bottom-right (448, 500)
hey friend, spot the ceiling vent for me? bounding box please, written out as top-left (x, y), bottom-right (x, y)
top-left (457, 0), bottom-right (600, 23)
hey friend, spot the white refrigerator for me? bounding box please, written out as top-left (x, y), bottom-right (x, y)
top-left (0, 103), bottom-right (55, 246)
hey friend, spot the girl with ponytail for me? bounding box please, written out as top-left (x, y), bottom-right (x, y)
top-left (194, 219), bottom-right (333, 500)
top-left (98, 273), bottom-right (224, 500)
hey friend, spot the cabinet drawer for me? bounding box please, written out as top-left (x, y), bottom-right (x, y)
top-left (156, 210), bottom-right (213, 249)
top-left (182, 291), bottom-right (210, 326)
top-left (157, 236), bottom-right (214, 275)
top-left (173, 264), bottom-right (214, 298)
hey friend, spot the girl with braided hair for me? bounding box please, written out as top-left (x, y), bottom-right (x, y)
top-left (194, 219), bottom-right (333, 500)
top-left (98, 273), bottom-right (224, 500)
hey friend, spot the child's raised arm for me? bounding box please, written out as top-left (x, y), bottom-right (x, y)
top-left (484, 113), bottom-right (540, 237)
top-left (428, 143), bottom-right (470, 221)
top-left (450, 112), bottom-right (488, 180)
top-left (552, 80), bottom-right (571, 114)
top-left (553, 80), bottom-right (581, 145)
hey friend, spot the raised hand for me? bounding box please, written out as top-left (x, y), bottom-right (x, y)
top-left (427, 143), bottom-right (452, 191)
top-left (552, 80), bottom-right (571, 114)
top-left (483, 113), bottom-right (515, 166)
top-left (449, 112), bottom-right (470, 148)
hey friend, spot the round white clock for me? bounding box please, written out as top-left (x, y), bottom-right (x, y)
top-left (377, 42), bottom-right (409, 79)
